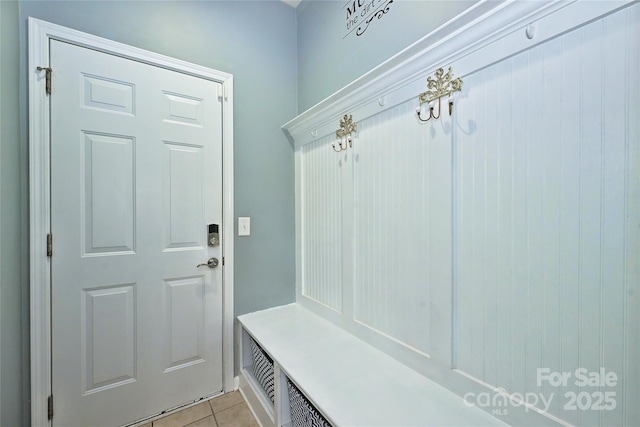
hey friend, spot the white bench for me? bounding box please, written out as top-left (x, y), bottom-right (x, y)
top-left (237, 303), bottom-right (506, 427)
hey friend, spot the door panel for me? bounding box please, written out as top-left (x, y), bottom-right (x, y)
top-left (82, 74), bottom-right (135, 115)
top-left (82, 284), bottom-right (136, 393)
top-left (50, 39), bottom-right (223, 427)
top-left (164, 277), bottom-right (205, 371)
top-left (163, 142), bottom-right (204, 249)
top-left (83, 132), bottom-right (136, 254)
top-left (162, 92), bottom-right (205, 127)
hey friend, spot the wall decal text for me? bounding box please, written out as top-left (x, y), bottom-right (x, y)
top-left (343, 0), bottom-right (394, 38)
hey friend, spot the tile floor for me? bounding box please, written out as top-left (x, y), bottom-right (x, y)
top-left (140, 391), bottom-right (259, 427)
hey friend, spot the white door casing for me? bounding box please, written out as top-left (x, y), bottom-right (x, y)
top-left (29, 19), bottom-right (235, 427)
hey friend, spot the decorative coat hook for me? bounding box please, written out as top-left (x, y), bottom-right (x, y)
top-left (332, 114), bottom-right (358, 152)
top-left (416, 67), bottom-right (463, 122)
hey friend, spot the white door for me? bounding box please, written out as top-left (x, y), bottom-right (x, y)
top-left (50, 39), bottom-right (223, 427)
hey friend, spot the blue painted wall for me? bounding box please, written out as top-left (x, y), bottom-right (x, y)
top-left (296, 0), bottom-right (478, 111)
top-left (1, 2), bottom-right (28, 425)
top-left (1, 2), bottom-right (297, 425)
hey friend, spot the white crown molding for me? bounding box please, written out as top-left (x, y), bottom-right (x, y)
top-left (282, 0), bottom-right (634, 148)
top-left (281, 0), bottom-right (302, 9)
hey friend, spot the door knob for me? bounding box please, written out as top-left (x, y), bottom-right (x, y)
top-left (197, 257), bottom-right (219, 269)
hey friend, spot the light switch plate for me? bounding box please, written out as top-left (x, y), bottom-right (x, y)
top-left (238, 217), bottom-right (250, 236)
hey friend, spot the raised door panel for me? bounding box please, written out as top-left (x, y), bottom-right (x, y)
top-left (82, 284), bottom-right (137, 394)
top-left (162, 91), bottom-right (204, 127)
top-left (164, 277), bottom-right (205, 371)
top-left (162, 142), bottom-right (205, 251)
top-left (82, 74), bottom-right (135, 116)
top-left (82, 132), bottom-right (136, 255)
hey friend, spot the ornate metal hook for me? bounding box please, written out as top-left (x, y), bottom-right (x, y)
top-left (416, 67), bottom-right (462, 122)
top-left (332, 114), bottom-right (358, 152)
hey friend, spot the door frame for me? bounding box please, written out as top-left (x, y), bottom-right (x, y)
top-left (28, 18), bottom-right (235, 426)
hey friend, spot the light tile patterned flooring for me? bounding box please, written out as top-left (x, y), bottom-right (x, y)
top-left (140, 391), bottom-right (259, 427)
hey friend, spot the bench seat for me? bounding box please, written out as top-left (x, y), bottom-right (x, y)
top-left (238, 303), bottom-right (505, 427)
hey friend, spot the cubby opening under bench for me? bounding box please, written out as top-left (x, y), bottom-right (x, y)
top-left (237, 303), bottom-right (505, 427)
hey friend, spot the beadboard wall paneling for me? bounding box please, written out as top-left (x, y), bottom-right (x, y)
top-left (300, 135), bottom-right (343, 312)
top-left (353, 100), bottom-right (452, 358)
top-left (453, 6), bottom-right (639, 426)
top-left (288, 2), bottom-right (639, 426)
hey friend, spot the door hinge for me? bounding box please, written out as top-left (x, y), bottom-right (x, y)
top-left (222, 257), bottom-right (225, 266)
top-left (37, 66), bottom-right (53, 95)
top-left (47, 395), bottom-right (54, 420)
top-left (47, 233), bottom-right (53, 257)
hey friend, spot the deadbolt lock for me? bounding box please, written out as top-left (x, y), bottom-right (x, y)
top-left (208, 224), bottom-right (220, 247)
